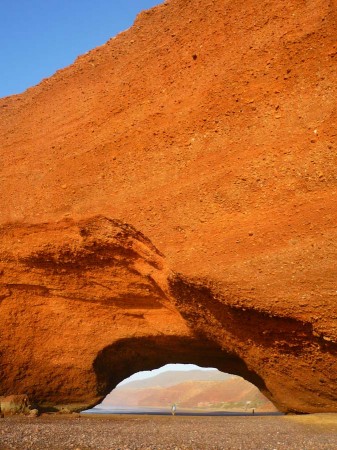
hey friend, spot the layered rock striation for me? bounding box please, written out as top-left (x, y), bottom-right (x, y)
top-left (0, 217), bottom-right (189, 411)
top-left (0, 0), bottom-right (337, 413)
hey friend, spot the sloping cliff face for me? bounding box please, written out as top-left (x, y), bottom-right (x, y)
top-left (0, 0), bottom-right (337, 412)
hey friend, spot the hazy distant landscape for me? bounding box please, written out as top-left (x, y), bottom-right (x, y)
top-left (93, 369), bottom-right (276, 413)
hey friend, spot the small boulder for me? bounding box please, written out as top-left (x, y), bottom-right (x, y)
top-left (29, 408), bottom-right (39, 417)
top-left (0, 395), bottom-right (30, 416)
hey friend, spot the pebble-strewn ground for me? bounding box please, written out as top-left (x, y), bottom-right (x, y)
top-left (1, 414), bottom-right (337, 450)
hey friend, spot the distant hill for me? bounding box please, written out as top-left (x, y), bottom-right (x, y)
top-left (101, 370), bottom-right (276, 412)
top-left (117, 369), bottom-right (233, 390)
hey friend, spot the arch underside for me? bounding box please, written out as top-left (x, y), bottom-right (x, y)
top-left (93, 335), bottom-right (269, 409)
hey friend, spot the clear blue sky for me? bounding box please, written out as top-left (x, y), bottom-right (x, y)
top-left (0, 0), bottom-right (161, 98)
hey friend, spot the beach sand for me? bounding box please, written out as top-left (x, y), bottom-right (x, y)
top-left (1, 413), bottom-right (337, 449)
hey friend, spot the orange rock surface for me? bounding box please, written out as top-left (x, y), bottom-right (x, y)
top-left (0, 0), bottom-right (337, 413)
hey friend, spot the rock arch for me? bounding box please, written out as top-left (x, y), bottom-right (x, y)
top-left (93, 336), bottom-right (268, 409)
top-left (0, 216), bottom-right (337, 413)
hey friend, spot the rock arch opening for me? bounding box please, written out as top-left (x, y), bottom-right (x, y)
top-left (1, 216), bottom-right (337, 415)
top-left (90, 362), bottom-right (277, 415)
top-left (92, 335), bottom-right (272, 412)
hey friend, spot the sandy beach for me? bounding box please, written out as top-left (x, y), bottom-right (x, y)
top-left (1, 414), bottom-right (337, 449)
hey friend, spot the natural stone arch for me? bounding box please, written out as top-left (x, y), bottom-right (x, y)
top-left (0, 216), bottom-right (337, 414)
top-left (92, 335), bottom-right (268, 409)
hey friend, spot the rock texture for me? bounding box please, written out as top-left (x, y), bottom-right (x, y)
top-left (0, 217), bottom-right (193, 411)
top-left (0, 216), bottom-right (336, 414)
top-left (0, 395), bottom-right (30, 416)
top-left (0, 0), bottom-right (337, 413)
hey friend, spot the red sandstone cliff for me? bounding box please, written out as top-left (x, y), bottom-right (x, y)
top-left (0, 0), bottom-right (337, 413)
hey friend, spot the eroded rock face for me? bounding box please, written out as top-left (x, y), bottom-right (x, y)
top-left (0, 216), bottom-right (337, 413)
top-left (0, 395), bottom-right (30, 416)
top-left (0, 216), bottom-right (191, 411)
top-left (0, 0), bottom-right (337, 413)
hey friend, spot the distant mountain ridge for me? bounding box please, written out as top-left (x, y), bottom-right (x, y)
top-left (101, 370), bottom-right (276, 412)
top-left (118, 369), bottom-right (233, 390)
